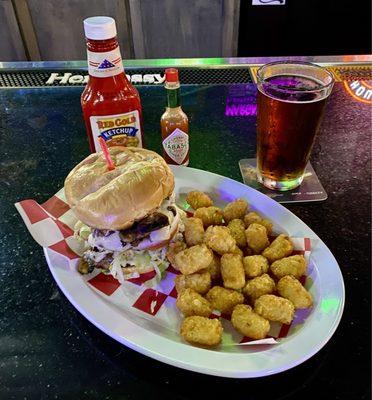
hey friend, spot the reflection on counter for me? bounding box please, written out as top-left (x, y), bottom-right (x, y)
top-left (225, 85), bottom-right (257, 117)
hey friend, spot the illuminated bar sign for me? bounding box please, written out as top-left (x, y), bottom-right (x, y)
top-left (225, 86), bottom-right (257, 117)
top-left (344, 81), bottom-right (372, 104)
top-left (45, 72), bottom-right (165, 85)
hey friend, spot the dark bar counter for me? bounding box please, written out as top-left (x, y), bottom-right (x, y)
top-left (0, 56), bottom-right (370, 399)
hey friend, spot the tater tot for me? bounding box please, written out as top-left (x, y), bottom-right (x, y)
top-left (180, 316), bottom-right (223, 346)
top-left (184, 217), bottom-right (204, 246)
top-left (174, 244), bottom-right (213, 275)
top-left (194, 206), bottom-right (223, 227)
top-left (206, 286), bottom-right (244, 315)
top-left (230, 245), bottom-right (243, 256)
top-left (220, 253), bottom-right (245, 290)
top-left (254, 294), bottom-right (295, 324)
top-left (258, 219), bottom-right (273, 236)
top-left (204, 226), bottom-right (236, 255)
top-left (245, 223), bottom-right (269, 254)
top-left (175, 271), bottom-right (212, 295)
top-left (262, 234), bottom-right (293, 263)
top-left (186, 191), bottom-right (213, 210)
top-left (207, 253), bottom-right (221, 280)
top-left (244, 212), bottom-right (273, 236)
top-left (227, 219), bottom-right (247, 248)
top-left (270, 255), bottom-right (307, 279)
top-left (231, 304), bottom-right (270, 340)
top-left (223, 198), bottom-right (249, 223)
top-left (166, 241), bottom-right (187, 267)
top-left (176, 288), bottom-right (212, 317)
top-left (243, 255), bottom-right (269, 278)
top-left (243, 273), bottom-right (276, 301)
top-left (244, 212), bottom-right (262, 227)
top-left (277, 275), bottom-right (313, 309)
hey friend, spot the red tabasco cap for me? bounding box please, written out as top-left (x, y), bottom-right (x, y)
top-left (165, 68), bottom-right (179, 83)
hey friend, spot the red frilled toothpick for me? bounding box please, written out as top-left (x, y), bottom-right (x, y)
top-left (98, 137), bottom-right (116, 171)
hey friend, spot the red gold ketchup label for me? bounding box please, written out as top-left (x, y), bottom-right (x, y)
top-left (90, 111), bottom-right (142, 151)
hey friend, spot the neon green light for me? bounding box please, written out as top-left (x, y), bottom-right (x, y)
top-left (124, 58), bottom-right (227, 68)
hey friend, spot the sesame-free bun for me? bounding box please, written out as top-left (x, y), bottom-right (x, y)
top-left (64, 147), bottom-right (174, 230)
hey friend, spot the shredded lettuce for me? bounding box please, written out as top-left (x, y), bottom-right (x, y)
top-left (108, 246), bottom-right (169, 286)
top-left (74, 221), bottom-right (92, 244)
top-left (144, 261), bottom-right (168, 288)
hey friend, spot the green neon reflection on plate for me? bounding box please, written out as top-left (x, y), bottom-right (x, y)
top-left (320, 298), bottom-right (340, 313)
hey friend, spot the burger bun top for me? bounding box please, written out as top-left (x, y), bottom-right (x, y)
top-left (64, 147), bottom-right (174, 230)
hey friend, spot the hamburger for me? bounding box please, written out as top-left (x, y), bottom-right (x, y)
top-left (64, 146), bottom-right (183, 282)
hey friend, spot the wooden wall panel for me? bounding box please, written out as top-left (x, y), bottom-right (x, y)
top-left (0, 0), bottom-right (27, 61)
top-left (0, 0), bottom-right (240, 61)
top-left (129, 0), bottom-right (240, 58)
top-left (26, 0), bottom-right (132, 60)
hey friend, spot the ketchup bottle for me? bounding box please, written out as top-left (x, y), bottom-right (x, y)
top-left (160, 68), bottom-right (189, 166)
top-left (81, 16), bottom-right (143, 152)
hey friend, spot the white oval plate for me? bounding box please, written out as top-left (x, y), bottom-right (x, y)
top-left (44, 166), bottom-right (344, 378)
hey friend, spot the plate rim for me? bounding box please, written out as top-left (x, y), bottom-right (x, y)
top-left (43, 165), bottom-right (345, 378)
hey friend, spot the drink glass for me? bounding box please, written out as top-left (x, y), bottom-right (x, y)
top-left (256, 61), bottom-right (334, 191)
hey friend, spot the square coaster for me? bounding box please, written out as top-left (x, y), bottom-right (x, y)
top-left (239, 159), bottom-right (327, 203)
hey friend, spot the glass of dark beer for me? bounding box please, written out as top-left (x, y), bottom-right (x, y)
top-left (256, 61), bottom-right (334, 191)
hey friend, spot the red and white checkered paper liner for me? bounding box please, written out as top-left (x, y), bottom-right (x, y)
top-left (16, 188), bottom-right (314, 347)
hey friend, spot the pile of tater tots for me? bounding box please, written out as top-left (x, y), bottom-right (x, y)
top-left (167, 191), bottom-right (313, 347)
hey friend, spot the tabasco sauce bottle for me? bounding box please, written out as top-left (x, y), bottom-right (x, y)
top-left (160, 68), bottom-right (189, 165)
top-left (81, 16), bottom-right (144, 152)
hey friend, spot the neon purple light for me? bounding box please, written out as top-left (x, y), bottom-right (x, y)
top-left (225, 86), bottom-right (257, 117)
top-left (225, 103), bottom-right (257, 116)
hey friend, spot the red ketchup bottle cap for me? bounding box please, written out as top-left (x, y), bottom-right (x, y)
top-left (165, 68), bottom-right (179, 83)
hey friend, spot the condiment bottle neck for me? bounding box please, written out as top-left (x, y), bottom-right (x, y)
top-left (86, 36), bottom-right (119, 53)
top-left (165, 82), bottom-right (181, 108)
top-left (85, 35), bottom-right (127, 81)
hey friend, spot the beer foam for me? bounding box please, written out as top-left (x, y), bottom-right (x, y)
top-left (258, 74), bottom-right (329, 103)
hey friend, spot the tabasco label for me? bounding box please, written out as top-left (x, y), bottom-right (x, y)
top-left (162, 128), bottom-right (189, 165)
top-left (90, 111), bottom-right (142, 151)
